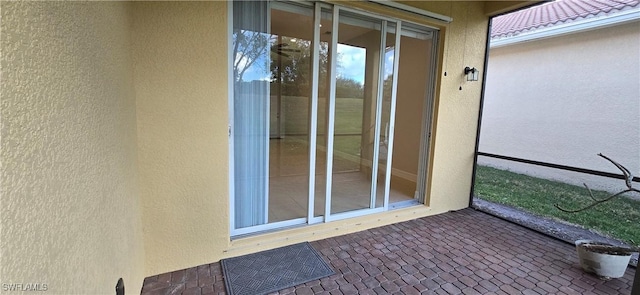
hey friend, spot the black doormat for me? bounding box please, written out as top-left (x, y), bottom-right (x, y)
top-left (221, 242), bottom-right (335, 295)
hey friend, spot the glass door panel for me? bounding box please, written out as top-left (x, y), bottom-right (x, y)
top-left (389, 26), bottom-right (436, 207)
top-left (268, 2), bottom-right (315, 223)
top-left (375, 23), bottom-right (398, 208)
top-left (330, 10), bottom-right (383, 215)
top-left (232, 1), bottom-right (271, 229)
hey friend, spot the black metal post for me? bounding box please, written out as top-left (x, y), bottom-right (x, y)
top-left (469, 17), bottom-right (493, 207)
top-left (632, 269), bottom-right (639, 295)
top-left (477, 152), bottom-right (640, 182)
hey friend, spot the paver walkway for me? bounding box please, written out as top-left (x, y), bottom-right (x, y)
top-left (141, 208), bottom-right (636, 294)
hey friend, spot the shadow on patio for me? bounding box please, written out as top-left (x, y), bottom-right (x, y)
top-left (141, 209), bottom-right (636, 294)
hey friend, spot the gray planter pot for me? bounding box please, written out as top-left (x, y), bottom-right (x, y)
top-left (575, 240), bottom-right (633, 279)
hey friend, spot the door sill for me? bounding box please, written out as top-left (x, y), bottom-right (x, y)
top-left (389, 199), bottom-right (421, 210)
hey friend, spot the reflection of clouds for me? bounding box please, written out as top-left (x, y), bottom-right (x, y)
top-left (337, 44), bottom-right (366, 84)
top-left (236, 52), bottom-right (270, 82)
top-left (234, 53), bottom-right (249, 71)
top-left (244, 70), bottom-right (271, 82)
top-left (384, 49), bottom-right (394, 77)
top-left (234, 30), bottom-right (272, 82)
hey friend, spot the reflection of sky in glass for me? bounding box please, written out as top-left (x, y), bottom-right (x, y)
top-left (236, 33), bottom-right (273, 82)
top-left (237, 53), bottom-right (271, 82)
top-left (337, 44), bottom-right (366, 84)
top-left (385, 48), bottom-right (394, 78)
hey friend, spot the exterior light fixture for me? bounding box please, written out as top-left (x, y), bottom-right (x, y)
top-left (464, 66), bottom-right (479, 81)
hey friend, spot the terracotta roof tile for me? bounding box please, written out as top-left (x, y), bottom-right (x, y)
top-left (491, 0), bottom-right (639, 39)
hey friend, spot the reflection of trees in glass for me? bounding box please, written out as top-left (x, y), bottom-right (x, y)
top-left (233, 31), bottom-right (367, 98)
top-left (336, 77), bottom-right (364, 99)
top-left (382, 74), bottom-right (393, 102)
top-left (382, 47), bottom-right (395, 102)
top-left (270, 38), bottom-right (318, 97)
top-left (232, 30), bottom-right (270, 83)
top-left (270, 36), bottom-right (364, 99)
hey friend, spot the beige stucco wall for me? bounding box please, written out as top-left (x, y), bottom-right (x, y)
top-left (132, 2), bottom-right (230, 276)
top-left (484, 1), bottom-right (540, 16)
top-left (406, 1), bottom-right (489, 209)
top-left (479, 21), bottom-right (640, 191)
top-left (1, 2), bottom-right (145, 294)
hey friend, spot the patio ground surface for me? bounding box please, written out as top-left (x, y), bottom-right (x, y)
top-left (141, 208), bottom-right (636, 294)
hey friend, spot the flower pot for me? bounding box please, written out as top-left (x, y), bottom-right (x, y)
top-left (575, 239), bottom-right (632, 279)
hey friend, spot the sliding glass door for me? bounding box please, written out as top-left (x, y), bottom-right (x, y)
top-left (232, 1), bottom-right (318, 233)
top-left (267, 3), bottom-right (315, 224)
top-left (326, 10), bottom-right (399, 219)
top-left (231, 1), bottom-right (436, 235)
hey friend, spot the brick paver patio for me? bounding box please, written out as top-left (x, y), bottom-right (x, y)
top-left (141, 208), bottom-right (636, 294)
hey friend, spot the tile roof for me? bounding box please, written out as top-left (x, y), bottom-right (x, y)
top-left (491, 0), bottom-right (640, 39)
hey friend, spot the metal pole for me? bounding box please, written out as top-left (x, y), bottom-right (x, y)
top-left (632, 268), bottom-right (639, 295)
top-left (469, 17), bottom-right (493, 207)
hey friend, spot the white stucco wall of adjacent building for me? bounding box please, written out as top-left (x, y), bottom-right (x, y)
top-left (479, 20), bottom-right (640, 193)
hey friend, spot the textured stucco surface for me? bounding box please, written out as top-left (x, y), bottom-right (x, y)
top-left (402, 1), bottom-right (490, 211)
top-left (483, 1), bottom-right (539, 16)
top-left (480, 22), bottom-right (640, 190)
top-left (132, 2), bottom-right (230, 276)
top-left (1, 2), bottom-right (145, 294)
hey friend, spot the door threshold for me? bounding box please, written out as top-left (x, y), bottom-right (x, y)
top-left (233, 202), bottom-right (420, 240)
top-left (389, 199), bottom-right (421, 210)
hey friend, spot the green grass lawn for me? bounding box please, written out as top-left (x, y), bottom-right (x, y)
top-left (280, 96), bottom-right (364, 156)
top-left (474, 165), bottom-right (640, 246)
top-left (282, 96), bottom-right (364, 134)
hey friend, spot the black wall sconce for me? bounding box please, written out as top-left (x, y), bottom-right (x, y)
top-left (464, 67), bottom-right (479, 81)
top-left (116, 278), bottom-right (124, 295)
